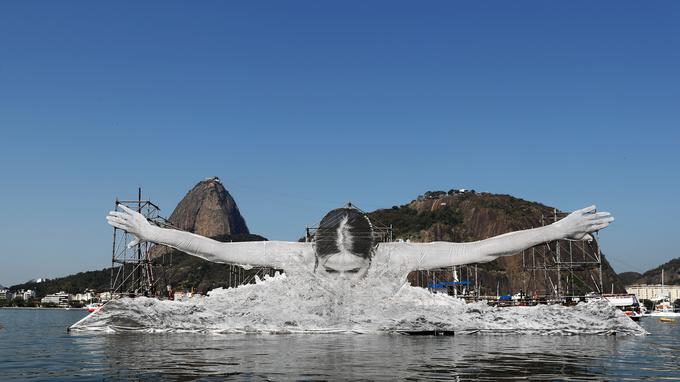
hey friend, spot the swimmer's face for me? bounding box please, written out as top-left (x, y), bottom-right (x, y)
top-left (319, 251), bottom-right (370, 281)
top-left (314, 207), bottom-right (374, 282)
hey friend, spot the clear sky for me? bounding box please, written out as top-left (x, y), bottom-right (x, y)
top-left (0, 1), bottom-right (678, 286)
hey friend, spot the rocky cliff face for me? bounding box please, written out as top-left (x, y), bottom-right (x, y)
top-left (368, 192), bottom-right (626, 296)
top-left (166, 177), bottom-right (249, 237)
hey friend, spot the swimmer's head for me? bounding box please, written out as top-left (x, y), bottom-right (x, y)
top-left (314, 206), bottom-right (375, 281)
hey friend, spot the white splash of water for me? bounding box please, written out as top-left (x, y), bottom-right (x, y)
top-left (70, 271), bottom-right (645, 335)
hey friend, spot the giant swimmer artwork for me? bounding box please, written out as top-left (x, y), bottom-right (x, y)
top-left (106, 204), bottom-right (612, 282)
top-left (70, 202), bottom-right (645, 335)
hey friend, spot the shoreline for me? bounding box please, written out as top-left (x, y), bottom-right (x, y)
top-left (0, 306), bottom-right (86, 311)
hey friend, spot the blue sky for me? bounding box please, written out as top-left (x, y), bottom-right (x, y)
top-left (0, 1), bottom-right (678, 286)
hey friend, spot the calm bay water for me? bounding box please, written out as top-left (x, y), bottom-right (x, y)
top-left (1, 308), bottom-right (679, 381)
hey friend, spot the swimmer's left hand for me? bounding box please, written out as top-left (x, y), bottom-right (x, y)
top-left (553, 205), bottom-right (614, 241)
top-left (106, 204), bottom-right (156, 248)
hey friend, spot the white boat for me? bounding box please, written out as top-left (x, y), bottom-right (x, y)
top-left (603, 294), bottom-right (644, 321)
top-left (649, 269), bottom-right (680, 317)
top-left (648, 298), bottom-right (680, 317)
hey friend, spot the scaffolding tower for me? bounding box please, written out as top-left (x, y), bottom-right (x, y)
top-left (110, 188), bottom-right (172, 297)
top-left (522, 209), bottom-right (604, 301)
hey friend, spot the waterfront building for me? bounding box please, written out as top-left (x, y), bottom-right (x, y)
top-left (23, 290), bottom-right (35, 300)
top-left (14, 289), bottom-right (36, 300)
top-left (41, 292), bottom-right (71, 308)
top-left (626, 284), bottom-right (680, 301)
top-left (0, 288), bottom-right (9, 302)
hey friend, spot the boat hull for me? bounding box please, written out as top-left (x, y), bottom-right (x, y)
top-left (649, 311), bottom-right (680, 317)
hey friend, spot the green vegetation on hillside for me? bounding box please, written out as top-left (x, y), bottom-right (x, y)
top-left (10, 269), bottom-right (111, 298)
top-left (617, 272), bottom-right (643, 286)
top-left (368, 205), bottom-right (464, 240)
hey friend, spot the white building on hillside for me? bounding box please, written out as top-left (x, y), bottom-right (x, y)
top-left (15, 289), bottom-right (36, 300)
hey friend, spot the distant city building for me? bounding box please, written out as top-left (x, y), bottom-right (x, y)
top-left (41, 292), bottom-right (71, 308)
top-left (0, 288), bottom-right (9, 301)
top-left (626, 285), bottom-right (680, 301)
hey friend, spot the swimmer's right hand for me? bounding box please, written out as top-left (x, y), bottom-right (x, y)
top-left (106, 204), bottom-right (156, 248)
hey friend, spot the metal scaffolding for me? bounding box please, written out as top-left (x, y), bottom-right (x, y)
top-left (412, 265), bottom-right (478, 298)
top-left (522, 209), bottom-right (604, 301)
top-left (110, 188), bottom-right (172, 297)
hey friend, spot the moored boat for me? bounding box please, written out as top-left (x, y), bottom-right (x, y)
top-left (602, 294), bottom-right (643, 321)
top-left (85, 303), bottom-right (103, 313)
top-left (648, 269), bottom-right (680, 317)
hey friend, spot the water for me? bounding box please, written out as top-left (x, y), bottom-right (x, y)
top-left (2, 308), bottom-right (679, 381)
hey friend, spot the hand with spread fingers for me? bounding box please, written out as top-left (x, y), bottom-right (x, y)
top-left (106, 204), bottom-right (156, 248)
top-left (553, 205), bottom-right (614, 242)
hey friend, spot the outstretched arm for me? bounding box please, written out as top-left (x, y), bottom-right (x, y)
top-left (106, 205), bottom-right (309, 268)
top-left (380, 205), bottom-right (613, 271)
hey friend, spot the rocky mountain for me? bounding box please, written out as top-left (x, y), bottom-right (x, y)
top-left (367, 191), bottom-right (626, 296)
top-left (147, 177), bottom-right (250, 260)
top-left (146, 177), bottom-right (265, 293)
top-left (165, 177), bottom-right (249, 237)
top-left (621, 258), bottom-right (680, 286)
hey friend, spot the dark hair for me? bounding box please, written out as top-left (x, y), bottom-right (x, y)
top-left (314, 207), bottom-right (375, 260)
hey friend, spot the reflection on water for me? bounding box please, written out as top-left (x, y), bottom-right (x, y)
top-left (87, 335), bottom-right (621, 381)
top-left (2, 309), bottom-right (680, 381)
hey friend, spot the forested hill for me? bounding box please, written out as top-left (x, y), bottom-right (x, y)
top-left (620, 258), bottom-right (680, 286)
top-left (10, 268), bottom-right (111, 297)
top-left (367, 190), bottom-right (626, 295)
top-left (618, 272), bottom-right (643, 286)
